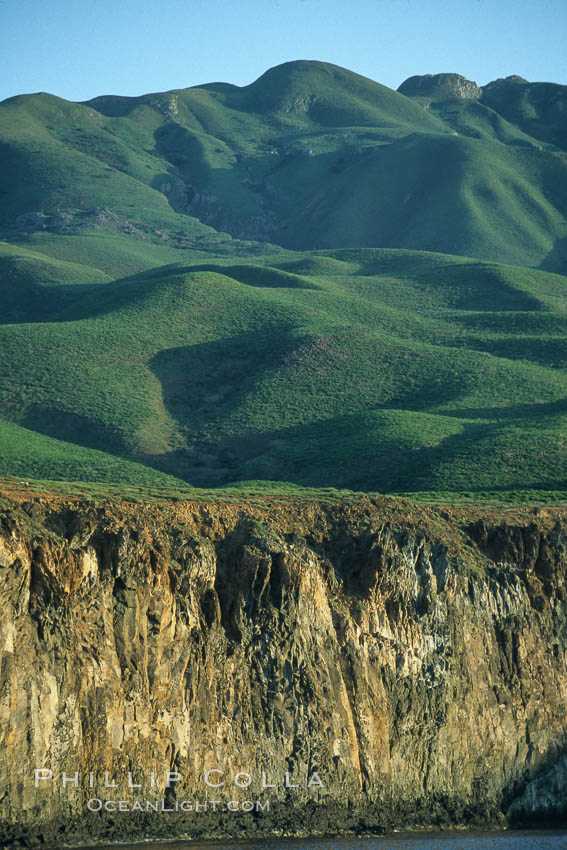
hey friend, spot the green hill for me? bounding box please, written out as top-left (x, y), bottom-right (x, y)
top-left (1, 241), bottom-right (567, 495)
top-left (1, 61), bottom-right (567, 498)
top-left (481, 76), bottom-right (567, 151)
top-left (2, 60), bottom-right (567, 271)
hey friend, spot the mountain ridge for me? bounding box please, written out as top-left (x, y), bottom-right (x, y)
top-left (1, 59), bottom-right (559, 107)
top-left (2, 59), bottom-right (566, 271)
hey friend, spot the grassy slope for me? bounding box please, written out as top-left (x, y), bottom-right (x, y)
top-left (0, 418), bottom-right (188, 488)
top-left (270, 134), bottom-right (567, 268)
top-left (2, 60), bottom-right (567, 272)
top-left (1, 246), bottom-right (566, 494)
top-left (480, 78), bottom-right (567, 151)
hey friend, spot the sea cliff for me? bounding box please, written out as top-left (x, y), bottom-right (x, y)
top-left (1, 490), bottom-right (566, 847)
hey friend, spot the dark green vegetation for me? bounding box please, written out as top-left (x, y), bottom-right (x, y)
top-left (1, 61), bottom-right (567, 499)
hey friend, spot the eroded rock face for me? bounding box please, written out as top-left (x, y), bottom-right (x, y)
top-left (398, 73), bottom-right (482, 100)
top-left (1, 495), bottom-right (566, 847)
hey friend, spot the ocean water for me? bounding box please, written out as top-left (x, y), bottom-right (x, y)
top-left (84, 830), bottom-right (567, 850)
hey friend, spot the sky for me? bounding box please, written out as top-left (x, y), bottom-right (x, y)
top-left (2, 0), bottom-right (567, 103)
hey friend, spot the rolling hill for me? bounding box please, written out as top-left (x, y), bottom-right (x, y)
top-left (2, 60), bottom-right (567, 271)
top-left (1, 61), bottom-right (567, 497)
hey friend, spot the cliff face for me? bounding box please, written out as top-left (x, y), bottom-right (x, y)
top-left (1, 492), bottom-right (567, 847)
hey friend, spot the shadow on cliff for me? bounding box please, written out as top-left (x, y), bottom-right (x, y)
top-left (505, 739), bottom-right (567, 827)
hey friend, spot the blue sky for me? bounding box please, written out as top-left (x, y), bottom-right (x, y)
top-left (2, 0), bottom-right (566, 103)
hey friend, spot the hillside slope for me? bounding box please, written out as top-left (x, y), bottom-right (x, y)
top-left (1, 60), bottom-right (567, 271)
top-left (1, 244), bottom-right (567, 495)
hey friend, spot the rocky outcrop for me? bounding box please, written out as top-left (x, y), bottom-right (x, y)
top-left (12, 207), bottom-right (147, 238)
top-left (1, 493), bottom-right (567, 847)
top-left (399, 73), bottom-right (482, 100)
top-left (157, 171), bottom-right (280, 243)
